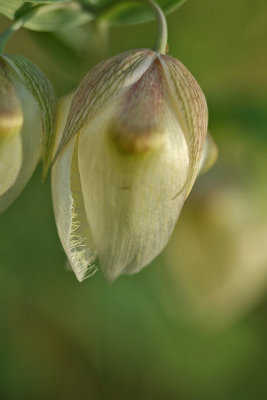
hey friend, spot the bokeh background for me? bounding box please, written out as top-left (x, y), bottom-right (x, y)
top-left (1, 0), bottom-right (267, 398)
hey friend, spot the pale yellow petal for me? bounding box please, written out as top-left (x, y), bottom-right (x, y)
top-left (52, 93), bottom-right (74, 160)
top-left (0, 60), bottom-right (23, 136)
top-left (0, 60), bottom-right (23, 195)
top-left (2, 55), bottom-right (57, 178)
top-left (78, 100), bottom-right (189, 281)
top-left (0, 74), bottom-right (42, 212)
top-left (0, 133), bottom-right (22, 195)
top-left (159, 55), bottom-right (208, 196)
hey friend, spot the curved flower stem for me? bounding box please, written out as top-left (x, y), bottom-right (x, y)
top-left (0, 0), bottom-right (168, 55)
top-left (95, 0), bottom-right (168, 54)
top-left (142, 0), bottom-right (168, 54)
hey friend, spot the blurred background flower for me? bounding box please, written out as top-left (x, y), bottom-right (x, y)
top-left (1, 0), bottom-right (267, 399)
top-left (165, 134), bottom-right (267, 328)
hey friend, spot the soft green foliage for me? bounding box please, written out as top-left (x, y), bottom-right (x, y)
top-left (0, 0), bottom-right (186, 31)
top-left (23, 4), bottom-right (93, 32)
top-left (29, 0), bottom-right (68, 2)
top-left (0, 1), bottom-right (93, 32)
top-left (86, 0), bottom-right (186, 25)
top-left (0, 0), bottom-right (69, 19)
top-left (0, 0), bottom-right (25, 18)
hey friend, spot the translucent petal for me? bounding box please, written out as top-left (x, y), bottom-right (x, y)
top-left (52, 96), bottom-right (97, 282)
top-left (52, 94), bottom-right (74, 160)
top-left (159, 55), bottom-right (208, 196)
top-left (0, 59), bottom-right (23, 195)
top-left (78, 100), bottom-right (190, 282)
top-left (3, 55), bottom-right (57, 178)
top-left (109, 57), bottom-right (169, 153)
top-left (0, 133), bottom-right (22, 196)
top-left (0, 60), bottom-right (23, 136)
top-left (0, 75), bottom-right (42, 212)
top-left (54, 49), bottom-right (156, 160)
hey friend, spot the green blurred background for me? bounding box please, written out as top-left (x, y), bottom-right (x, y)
top-left (1, 0), bottom-right (267, 399)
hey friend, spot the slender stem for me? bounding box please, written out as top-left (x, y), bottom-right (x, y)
top-left (0, 0), bottom-right (168, 55)
top-left (142, 0), bottom-right (168, 54)
top-left (95, 0), bottom-right (168, 54)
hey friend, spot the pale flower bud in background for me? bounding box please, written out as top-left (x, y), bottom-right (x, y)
top-left (52, 49), bottom-right (215, 282)
top-left (165, 185), bottom-right (267, 329)
top-left (0, 54), bottom-right (56, 212)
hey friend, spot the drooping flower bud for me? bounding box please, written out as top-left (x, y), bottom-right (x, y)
top-left (0, 65), bottom-right (23, 196)
top-left (0, 54), bottom-right (56, 212)
top-left (52, 49), bottom-right (214, 282)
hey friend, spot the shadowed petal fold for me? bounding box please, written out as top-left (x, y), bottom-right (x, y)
top-left (0, 134), bottom-right (22, 196)
top-left (54, 49), bottom-right (157, 160)
top-left (52, 96), bottom-right (97, 282)
top-left (0, 74), bottom-right (42, 212)
top-left (159, 55), bottom-right (208, 195)
top-left (0, 54), bottom-right (57, 212)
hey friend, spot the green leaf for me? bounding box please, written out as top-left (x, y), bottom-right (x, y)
top-left (87, 0), bottom-right (187, 26)
top-left (0, 0), bottom-right (185, 32)
top-left (0, 1), bottom-right (92, 32)
top-left (0, 0), bottom-right (24, 18)
top-left (24, 4), bottom-right (93, 31)
top-left (28, 0), bottom-right (69, 2)
top-left (0, 1), bottom-right (68, 18)
top-left (30, 30), bottom-right (87, 84)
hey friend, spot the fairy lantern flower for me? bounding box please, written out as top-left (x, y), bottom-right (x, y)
top-left (52, 3), bottom-right (215, 282)
top-left (0, 54), bottom-right (56, 212)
